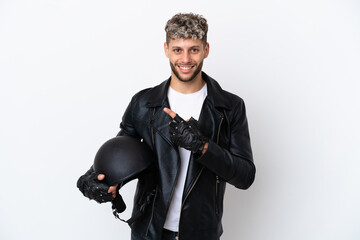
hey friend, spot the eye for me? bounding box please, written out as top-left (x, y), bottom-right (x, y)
top-left (191, 48), bottom-right (200, 53)
top-left (173, 48), bottom-right (181, 53)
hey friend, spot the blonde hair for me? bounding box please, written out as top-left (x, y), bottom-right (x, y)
top-left (165, 13), bottom-right (208, 45)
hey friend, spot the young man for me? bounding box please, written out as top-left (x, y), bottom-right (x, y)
top-left (78, 13), bottom-right (255, 240)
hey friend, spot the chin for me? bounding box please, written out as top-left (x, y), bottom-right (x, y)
top-left (170, 61), bottom-right (203, 83)
top-left (178, 74), bottom-right (198, 82)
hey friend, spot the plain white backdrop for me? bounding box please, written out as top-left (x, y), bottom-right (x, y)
top-left (1, 0), bottom-right (359, 239)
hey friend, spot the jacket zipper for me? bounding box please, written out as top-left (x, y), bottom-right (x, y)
top-left (150, 106), bottom-right (182, 238)
top-left (146, 108), bottom-right (157, 236)
top-left (215, 175), bottom-right (220, 215)
top-left (146, 185), bottom-right (158, 236)
top-left (215, 116), bottom-right (223, 215)
top-left (151, 108), bottom-right (156, 145)
top-left (177, 115), bottom-right (224, 239)
top-left (177, 168), bottom-right (204, 240)
top-left (217, 116), bottom-right (223, 144)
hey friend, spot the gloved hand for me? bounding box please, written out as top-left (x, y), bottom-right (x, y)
top-left (169, 115), bottom-right (209, 155)
top-left (77, 167), bottom-right (114, 203)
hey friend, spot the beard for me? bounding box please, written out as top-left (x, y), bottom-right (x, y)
top-left (170, 60), bottom-right (204, 82)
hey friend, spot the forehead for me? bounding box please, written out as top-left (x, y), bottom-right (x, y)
top-left (168, 38), bottom-right (205, 48)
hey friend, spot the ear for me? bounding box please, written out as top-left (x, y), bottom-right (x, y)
top-left (164, 42), bottom-right (169, 58)
top-left (204, 42), bottom-right (210, 59)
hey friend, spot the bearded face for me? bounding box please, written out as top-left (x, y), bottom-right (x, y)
top-left (165, 38), bottom-right (209, 83)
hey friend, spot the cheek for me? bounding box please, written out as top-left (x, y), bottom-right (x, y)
top-left (194, 55), bottom-right (205, 62)
top-left (169, 56), bottom-right (180, 63)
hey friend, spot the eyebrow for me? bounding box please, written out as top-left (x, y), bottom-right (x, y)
top-left (171, 45), bottom-right (201, 49)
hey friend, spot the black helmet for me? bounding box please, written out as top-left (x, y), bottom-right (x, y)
top-left (93, 136), bottom-right (154, 186)
top-left (93, 136), bottom-right (155, 221)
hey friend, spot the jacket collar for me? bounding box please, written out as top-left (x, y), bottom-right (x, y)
top-left (146, 72), bottom-right (231, 110)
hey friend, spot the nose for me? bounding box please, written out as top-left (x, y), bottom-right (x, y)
top-left (181, 51), bottom-right (191, 63)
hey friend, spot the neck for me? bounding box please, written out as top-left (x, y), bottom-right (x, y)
top-left (170, 72), bottom-right (205, 94)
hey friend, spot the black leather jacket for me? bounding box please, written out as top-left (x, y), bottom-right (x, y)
top-left (118, 72), bottom-right (255, 240)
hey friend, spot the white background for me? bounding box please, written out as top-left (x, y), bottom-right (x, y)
top-left (1, 0), bottom-right (359, 239)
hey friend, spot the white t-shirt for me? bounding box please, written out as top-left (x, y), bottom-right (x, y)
top-left (163, 83), bottom-right (207, 232)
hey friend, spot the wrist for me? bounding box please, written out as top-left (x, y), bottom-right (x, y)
top-left (201, 142), bottom-right (209, 155)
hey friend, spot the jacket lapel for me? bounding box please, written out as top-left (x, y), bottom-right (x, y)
top-left (182, 98), bottom-right (224, 199)
top-left (151, 101), bottom-right (175, 148)
top-left (146, 78), bottom-right (176, 148)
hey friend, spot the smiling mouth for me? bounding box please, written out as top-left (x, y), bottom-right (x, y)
top-left (177, 64), bottom-right (195, 72)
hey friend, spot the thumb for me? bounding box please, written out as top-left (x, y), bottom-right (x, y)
top-left (97, 174), bottom-right (105, 181)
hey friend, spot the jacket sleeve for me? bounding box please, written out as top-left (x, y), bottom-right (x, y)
top-left (116, 94), bottom-right (141, 139)
top-left (196, 99), bottom-right (255, 189)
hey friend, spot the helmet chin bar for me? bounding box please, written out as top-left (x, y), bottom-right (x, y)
top-left (112, 185), bottom-right (156, 225)
top-left (112, 188), bottom-right (128, 222)
top-left (113, 188), bottom-right (157, 225)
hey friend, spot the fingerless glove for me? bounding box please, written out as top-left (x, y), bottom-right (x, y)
top-left (169, 115), bottom-right (208, 155)
top-left (77, 167), bottom-right (113, 203)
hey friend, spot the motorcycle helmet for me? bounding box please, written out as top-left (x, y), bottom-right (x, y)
top-left (93, 136), bottom-right (155, 220)
top-left (93, 136), bottom-right (154, 186)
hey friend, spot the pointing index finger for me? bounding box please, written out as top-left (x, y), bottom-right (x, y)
top-left (163, 107), bottom-right (184, 123)
top-left (163, 107), bottom-right (177, 119)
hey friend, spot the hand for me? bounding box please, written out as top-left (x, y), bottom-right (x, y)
top-left (77, 170), bottom-right (115, 203)
top-left (98, 174), bottom-right (118, 198)
top-left (163, 107), bottom-right (209, 155)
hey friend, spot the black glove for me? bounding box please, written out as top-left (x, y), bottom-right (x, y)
top-left (169, 115), bottom-right (209, 155)
top-left (77, 167), bottom-right (114, 203)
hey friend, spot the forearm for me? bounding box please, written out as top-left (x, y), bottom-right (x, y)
top-left (196, 140), bottom-right (255, 189)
